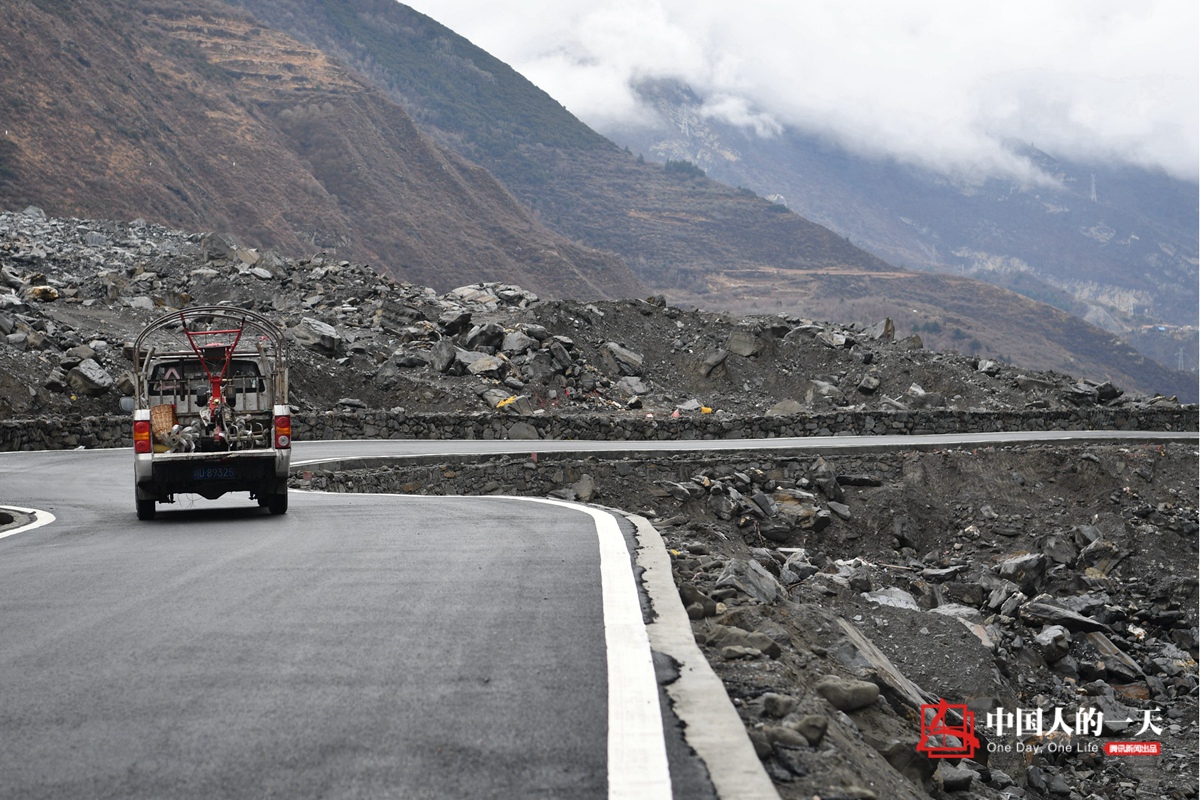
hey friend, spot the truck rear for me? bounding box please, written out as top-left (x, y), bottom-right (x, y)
top-left (131, 306), bottom-right (292, 520)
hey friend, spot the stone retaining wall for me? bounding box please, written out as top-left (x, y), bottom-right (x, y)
top-left (1, 406), bottom-right (1194, 452)
top-left (292, 451), bottom-right (812, 502)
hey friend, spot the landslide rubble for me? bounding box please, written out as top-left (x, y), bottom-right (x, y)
top-left (303, 442), bottom-right (1199, 800)
top-left (1, 208), bottom-right (1185, 424)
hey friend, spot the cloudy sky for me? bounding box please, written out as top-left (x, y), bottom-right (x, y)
top-left (402, 0), bottom-right (1198, 182)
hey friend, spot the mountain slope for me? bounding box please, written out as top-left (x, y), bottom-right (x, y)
top-left (227, 0), bottom-right (1197, 400)
top-left (615, 79), bottom-right (1199, 362)
top-left (0, 0), bottom-right (641, 299)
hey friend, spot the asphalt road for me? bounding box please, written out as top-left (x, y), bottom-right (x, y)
top-left (2, 430), bottom-right (1193, 799)
top-left (0, 447), bottom-right (667, 800)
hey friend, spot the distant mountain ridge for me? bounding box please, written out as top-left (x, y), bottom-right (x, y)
top-left (612, 78), bottom-right (1198, 368)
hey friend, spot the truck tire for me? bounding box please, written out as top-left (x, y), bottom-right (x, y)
top-left (136, 497), bottom-right (156, 520)
top-left (267, 491), bottom-right (288, 515)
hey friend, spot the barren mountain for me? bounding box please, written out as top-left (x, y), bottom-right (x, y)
top-left (228, 0), bottom-right (1198, 401)
top-left (0, 0), bottom-right (639, 300)
top-left (0, 0), bottom-right (1194, 400)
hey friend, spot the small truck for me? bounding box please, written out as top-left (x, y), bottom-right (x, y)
top-left (131, 306), bottom-right (292, 520)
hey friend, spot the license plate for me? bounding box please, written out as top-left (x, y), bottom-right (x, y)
top-left (193, 465), bottom-right (236, 480)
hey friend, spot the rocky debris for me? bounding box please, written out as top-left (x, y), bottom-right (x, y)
top-left (295, 438), bottom-right (1198, 800)
top-left (4, 209), bottom-right (1191, 422)
top-left (633, 443), bottom-right (1198, 800)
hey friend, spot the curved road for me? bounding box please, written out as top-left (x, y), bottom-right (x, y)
top-left (1, 430), bottom-right (1193, 799)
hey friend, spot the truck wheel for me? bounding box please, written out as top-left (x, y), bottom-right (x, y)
top-left (267, 491), bottom-right (288, 515)
top-left (136, 497), bottom-right (156, 520)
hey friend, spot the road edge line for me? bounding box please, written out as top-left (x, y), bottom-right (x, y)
top-left (478, 496), bottom-right (673, 800)
top-left (627, 513), bottom-right (782, 800)
top-left (0, 505), bottom-right (57, 540)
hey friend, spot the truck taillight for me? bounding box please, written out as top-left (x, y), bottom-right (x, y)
top-left (133, 419), bottom-right (152, 454)
top-left (274, 415), bottom-right (292, 449)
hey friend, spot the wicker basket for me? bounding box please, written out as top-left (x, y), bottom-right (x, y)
top-left (150, 403), bottom-right (179, 441)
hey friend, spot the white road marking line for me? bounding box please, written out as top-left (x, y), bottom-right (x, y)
top-left (523, 497), bottom-right (673, 800)
top-left (0, 506), bottom-right (57, 540)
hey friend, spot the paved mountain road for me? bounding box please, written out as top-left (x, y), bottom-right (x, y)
top-left (1, 430), bottom-right (1193, 799)
top-left (0, 448), bottom-right (681, 799)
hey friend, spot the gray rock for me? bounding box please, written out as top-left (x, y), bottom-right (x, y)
top-left (996, 552), bottom-right (1046, 593)
top-left (1020, 594), bottom-right (1111, 633)
top-left (600, 342), bottom-right (644, 376)
top-left (878, 738), bottom-right (935, 784)
top-left (505, 422), bottom-right (541, 440)
top-left (615, 376), bottom-right (650, 396)
top-left (727, 329), bottom-right (763, 357)
top-left (66, 358), bottom-right (114, 395)
top-left (715, 558), bottom-right (784, 605)
top-left (766, 399), bottom-right (805, 416)
top-left (827, 501), bottom-right (851, 520)
top-left (1016, 374), bottom-right (1056, 392)
top-left (863, 587), bottom-right (919, 610)
top-left (699, 350), bottom-right (728, 377)
top-left (761, 693), bottom-right (797, 719)
top-left (705, 624), bottom-right (782, 658)
top-left (438, 309), bottom-right (472, 335)
top-left (1083, 631), bottom-right (1144, 681)
top-left (806, 379), bottom-right (845, 406)
top-left (1034, 625), bottom-right (1072, 662)
top-left (762, 725), bottom-right (807, 748)
top-left (857, 374), bottom-right (880, 394)
top-left (793, 715), bottom-right (828, 747)
top-left (291, 317), bottom-right (342, 357)
top-left (501, 330), bottom-right (538, 355)
top-left (935, 762), bottom-right (974, 792)
top-left (814, 675), bottom-right (879, 711)
top-left (430, 338), bottom-right (459, 373)
top-left (863, 318), bottom-right (894, 341)
top-left (572, 474), bottom-right (596, 503)
top-left (465, 354), bottom-right (508, 379)
top-left (548, 340), bottom-right (573, 370)
top-left (463, 322), bottom-right (505, 351)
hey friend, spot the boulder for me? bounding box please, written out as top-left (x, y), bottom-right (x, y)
top-left (766, 399), bottom-right (805, 416)
top-left (727, 329), bottom-right (763, 357)
top-left (699, 350), bottom-right (728, 377)
top-left (291, 317), bottom-right (342, 357)
top-left (438, 309), bottom-right (472, 335)
top-left (600, 342), bottom-right (644, 377)
top-left (615, 376), bottom-right (650, 396)
top-left (1034, 625), bottom-right (1072, 663)
top-left (863, 318), bottom-right (894, 341)
top-left (715, 558), bottom-right (784, 605)
top-left (806, 379), bottom-right (846, 406)
top-left (501, 330), bottom-right (538, 356)
top-left (505, 422), bottom-right (541, 440)
top-left (66, 358), bottom-right (114, 395)
top-left (814, 675), bottom-right (880, 711)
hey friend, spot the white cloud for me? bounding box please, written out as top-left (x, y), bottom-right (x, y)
top-left (402, 0), bottom-right (1199, 180)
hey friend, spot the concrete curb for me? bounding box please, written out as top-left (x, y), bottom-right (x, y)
top-left (626, 513), bottom-right (782, 800)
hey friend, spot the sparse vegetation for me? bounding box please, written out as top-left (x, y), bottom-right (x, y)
top-left (664, 159), bottom-right (705, 179)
